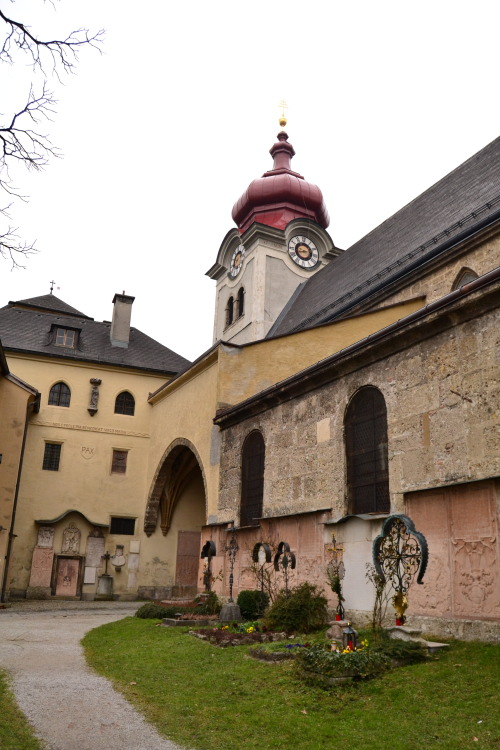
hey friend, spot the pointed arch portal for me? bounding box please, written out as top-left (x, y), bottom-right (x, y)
top-left (144, 440), bottom-right (207, 594)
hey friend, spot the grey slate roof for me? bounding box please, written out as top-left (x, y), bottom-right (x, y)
top-left (0, 295), bottom-right (191, 375)
top-left (12, 294), bottom-right (91, 318)
top-left (271, 136), bottom-right (500, 336)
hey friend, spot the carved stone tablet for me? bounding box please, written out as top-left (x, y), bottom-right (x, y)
top-left (28, 548), bottom-right (54, 587)
top-left (62, 524), bottom-right (81, 554)
top-left (37, 526), bottom-right (54, 549)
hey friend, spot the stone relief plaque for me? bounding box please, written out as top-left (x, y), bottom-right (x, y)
top-left (85, 535), bottom-right (105, 567)
top-left (37, 526), bottom-right (54, 549)
top-left (62, 524), bottom-right (81, 554)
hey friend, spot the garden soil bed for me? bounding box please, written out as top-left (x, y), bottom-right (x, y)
top-left (189, 629), bottom-right (287, 647)
top-left (162, 614), bottom-right (218, 627)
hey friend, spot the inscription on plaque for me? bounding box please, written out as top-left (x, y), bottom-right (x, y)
top-left (85, 535), bottom-right (105, 567)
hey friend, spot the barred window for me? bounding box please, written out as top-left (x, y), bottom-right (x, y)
top-left (111, 450), bottom-right (128, 474)
top-left (115, 391), bottom-right (135, 415)
top-left (345, 387), bottom-right (389, 514)
top-left (48, 382), bottom-right (71, 407)
top-left (240, 431), bottom-right (265, 527)
top-left (110, 516), bottom-right (135, 535)
top-left (43, 443), bottom-right (61, 471)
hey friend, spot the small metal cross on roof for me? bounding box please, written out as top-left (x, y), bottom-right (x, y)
top-left (49, 280), bottom-right (56, 294)
top-left (278, 99), bottom-right (288, 128)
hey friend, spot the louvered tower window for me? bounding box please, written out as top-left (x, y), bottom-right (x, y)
top-left (345, 386), bottom-right (390, 514)
top-left (240, 431), bottom-right (265, 527)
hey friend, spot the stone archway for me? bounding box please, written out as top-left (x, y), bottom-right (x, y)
top-left (144, 440), bottom-right (207, 596)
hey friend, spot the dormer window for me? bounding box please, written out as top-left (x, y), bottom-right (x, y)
top-left (53, 327), bottom-right (78, 348)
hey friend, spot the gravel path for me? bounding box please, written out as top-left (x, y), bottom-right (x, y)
top-left (0, 602), bottom-right (188, 750)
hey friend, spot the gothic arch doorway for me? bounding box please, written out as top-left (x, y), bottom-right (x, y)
top-left (144, 441), bottom-right (206, 596)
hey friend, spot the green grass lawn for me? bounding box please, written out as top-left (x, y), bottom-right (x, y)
top-left (0, 669), bottom-right (44, 750)
top-left (82, 618), bottom-right (500, 750)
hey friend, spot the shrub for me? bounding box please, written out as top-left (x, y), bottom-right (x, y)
top-left (263, 583), bottom-right (329, 634)
top-left (135, 603), bottom-right (176, 619)
top-left (237, 589), bottom-right (269, 619)
top-left (196, 591), bottom-right (222, 615)
top-left (296, 644), bottom-right (390, 681)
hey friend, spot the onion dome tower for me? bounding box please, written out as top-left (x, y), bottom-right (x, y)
top-left (207, 116), bottom-right (342, 345)
top-left (231, 130), bottom-right (330, 234)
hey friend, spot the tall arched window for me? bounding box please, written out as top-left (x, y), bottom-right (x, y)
top-left (48, 382), bottom-right (71, 407)
top-left (115, 391), bottom-right (135, 415)
top-left (237, 286), bottom-right (245, 318)
top-left (240, 430), bottom-right (265, 527)
top-left (226, 296), bottom-right (234, 328)
top-left (345, 386), bottom-right (389, 514)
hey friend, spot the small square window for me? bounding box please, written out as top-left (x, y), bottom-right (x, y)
top-left (43, 443), bottom-right (61, 471)
top-left (111, 449), bottom-right (128, 474)
top-left (54, 327), bottom-right (77, 348)
top-left (110, 517), bottom-right (135, 535)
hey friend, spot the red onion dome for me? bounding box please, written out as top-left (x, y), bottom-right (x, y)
top-left (231, 131), bottom-right (330, 234)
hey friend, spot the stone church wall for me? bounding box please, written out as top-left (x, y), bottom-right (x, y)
top-left (215, 300), bottom-right (499, 634)
top-left (218, 305), bottom-right (499, 521)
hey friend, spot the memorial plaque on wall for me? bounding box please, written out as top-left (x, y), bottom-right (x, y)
top-left (85, 535), bottom-right (105, 568)
top-left (28, 548), bottom-right (54, 588)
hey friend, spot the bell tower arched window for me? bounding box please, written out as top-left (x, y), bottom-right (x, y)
top-left (240, 430), bottom-right (265, 527)
top-left (237, 286), bottom-right (245, 318)
top-left (345, 386), bottom-right (389, 515)
top-left (225, 296), bottom-right (234, 328)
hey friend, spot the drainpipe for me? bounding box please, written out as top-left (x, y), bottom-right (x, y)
top-left (1, 393), bottom-right (40, 603)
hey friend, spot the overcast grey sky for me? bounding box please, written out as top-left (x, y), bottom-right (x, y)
top-left (2, 0), bottom-right (499, 360)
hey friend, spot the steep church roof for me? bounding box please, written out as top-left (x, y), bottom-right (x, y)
top-left (11, 294), bottom-right (91, 318)
top-left (271, 136), bottom-right (500, 336)
top-left (231, 131), bottom-right (329, 233)
top-left (0, 295), bottom-right (191, 375)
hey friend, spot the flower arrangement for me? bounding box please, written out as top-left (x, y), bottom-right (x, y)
top-left (216, 621), bottom-right (265, 634)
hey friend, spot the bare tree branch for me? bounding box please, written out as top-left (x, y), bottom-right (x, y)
top-left (0, 4), bottom-right (104, 266)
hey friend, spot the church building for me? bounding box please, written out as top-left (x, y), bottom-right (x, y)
top-left (1, 123), bottom-right (499, 639)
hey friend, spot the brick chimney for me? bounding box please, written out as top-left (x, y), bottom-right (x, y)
top-left (110, 293), bottom-right (135, 348)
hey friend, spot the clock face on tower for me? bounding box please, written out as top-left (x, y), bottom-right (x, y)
top-left (288, 235), bottom-right (319, 269)
top-left (229, 244), bottom-right (246, 278)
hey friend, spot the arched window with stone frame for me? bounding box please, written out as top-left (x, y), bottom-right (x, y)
top-left (240, 430), bottom-right (265, 527)
top-left (345, 386), bottom-right (390, 515)
top-left (48, 382), bottom-right (71, 407)
top-left (452, 267), bottom-right (479, 291)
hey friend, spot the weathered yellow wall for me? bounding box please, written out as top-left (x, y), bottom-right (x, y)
top-left (5, 354), bottom-right (167, 598)
top-left (0, 375), bottom-right (32, 594)
top-left (217, 298), bottom-right (424, 406)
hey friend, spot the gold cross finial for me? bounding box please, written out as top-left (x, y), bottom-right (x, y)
top-left (278, 99), bottom-right (288, 128)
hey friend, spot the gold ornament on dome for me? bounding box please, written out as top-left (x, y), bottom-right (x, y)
top-left (278, 98), bottom-right (288, 128)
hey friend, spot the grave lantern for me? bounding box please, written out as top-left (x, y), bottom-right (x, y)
top-left (342, 623), bottom-right (357, 652)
